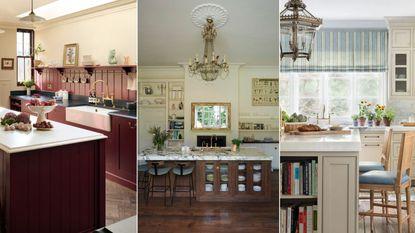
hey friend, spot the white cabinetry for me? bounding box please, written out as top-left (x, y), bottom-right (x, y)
top-left (391, 29), bottom-right (411, 48)
top-left (359, 132), bottom-right (384, 162)
top-left (241, 143), bottom-right (279, 170)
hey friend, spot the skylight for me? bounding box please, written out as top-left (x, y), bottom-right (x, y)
top-left (17, 0), bottom-right (116, 21)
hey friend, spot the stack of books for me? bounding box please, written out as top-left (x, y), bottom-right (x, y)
top-left (280, 205), bottom-right (317, 233)
top-left (281, 160), bottom-right (317, 196)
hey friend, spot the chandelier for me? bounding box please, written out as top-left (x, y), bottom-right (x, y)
top-left (280, 0), bottom-right (322, 61)
top-left (189, 4), bottom-right (229, 82)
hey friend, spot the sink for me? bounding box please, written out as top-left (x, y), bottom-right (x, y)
top-left (191, 147), bottom-right (232, 153)
top-left (66, 106), bottom-right (117, 132)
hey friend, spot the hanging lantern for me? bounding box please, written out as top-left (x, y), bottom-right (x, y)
top-left (280, 0), bottom-right (322, 62)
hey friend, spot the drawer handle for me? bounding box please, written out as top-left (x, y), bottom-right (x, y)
top-left (364, 135), bottom-right (380, 138)
top-left (364, 144), bottom-right (380, 147)
top-left (128, 122), bottom-right (136, 129)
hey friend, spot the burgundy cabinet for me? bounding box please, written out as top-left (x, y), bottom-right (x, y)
top-left (106, 115), bottom-right (136, 190)
top-left (47, 105), bottom-right (66, 123)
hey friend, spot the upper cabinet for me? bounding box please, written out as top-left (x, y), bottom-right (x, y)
top-left (387, 17), bottom-right (415, 99)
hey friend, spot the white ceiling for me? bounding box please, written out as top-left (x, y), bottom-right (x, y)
top-left (279, 0), bottom-right (415, 20)
top-left (0, 0), bottom-right (55, 24)
top-left (138, 0), bottom-right (278, 66)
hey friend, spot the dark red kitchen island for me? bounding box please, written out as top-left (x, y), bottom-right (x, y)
top-left (0, 107), bottom-right (107, 233)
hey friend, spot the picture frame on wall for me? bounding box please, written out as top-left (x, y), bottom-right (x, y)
top-left (63, 43), bottom-right (79, 66)
top-left (1, 58), bottom-right (14, 70)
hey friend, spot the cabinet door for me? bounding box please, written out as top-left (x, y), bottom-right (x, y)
top-left (117, 117), bottom-right (137, 184)
top-left (391, 51), bottom-right (411, 96)
top-left (322, 156), bottom-right (357, 233)
top-left (391, 29), bottom-right (411, 48)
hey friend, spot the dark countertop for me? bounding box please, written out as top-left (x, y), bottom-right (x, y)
top-left (109, 110), bottom-right (137, 120)
top-left (11, 95), bottom-right (88, 107)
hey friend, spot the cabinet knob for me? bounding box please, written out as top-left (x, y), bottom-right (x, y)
top-left (128, 122), bottom-right (136, 129)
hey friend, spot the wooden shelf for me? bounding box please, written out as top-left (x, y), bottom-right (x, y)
top-left (33, 65), bottom-right (137, 76)
top-left (280, 194), bottom-right (318, 199)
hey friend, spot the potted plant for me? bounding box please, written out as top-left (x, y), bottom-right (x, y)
top-left (358, 100), bottom-right (370, 126)
top-left (33, 43), bottom-right (45, 67)
top-left (231, 138), bottom-right (242, 152)
top-left (383, 108), bottom-right (395, 127)
top-left (148, 126), bottom-right (170, 151)
top-left (366, 111), bottom-right (375, 127)
top-left (22, 80), bottom-right (35, 96)
top-left (374, 104), bottom-right (385, 126)
top-left (351, 114), bottom-right (359, 127)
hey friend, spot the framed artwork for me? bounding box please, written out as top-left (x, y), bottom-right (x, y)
top-left (63, 43), bottom-right (79, 66)
top-left (252, 78), bottom-right (278, 106)
top-left (1, 58), bottom-right (14, 70)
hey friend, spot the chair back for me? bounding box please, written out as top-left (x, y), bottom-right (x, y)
top-left (396, 132), bottom-right (415, 186)
top-left (175, 162), bottom-right (190, 176)
top-left (150, 161), bottom-right (165, 176)
top-left (380, 128), bottom-right (393, 170)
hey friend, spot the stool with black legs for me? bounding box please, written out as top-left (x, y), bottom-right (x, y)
top-left (171, 162), bottom-right (195, 206)
top-left (137, 164), bottom-right (149, 204)
top-left (148, 161), bottom-right (172, 206)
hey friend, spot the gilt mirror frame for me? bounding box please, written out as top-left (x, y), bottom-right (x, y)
top-left (191, 102), bottom-right (231, 131)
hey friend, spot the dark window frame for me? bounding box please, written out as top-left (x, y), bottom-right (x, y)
top-left (16, 28), bottom-right (34, 86)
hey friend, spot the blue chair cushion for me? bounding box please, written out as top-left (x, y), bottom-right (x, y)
top-left (172, 167), bottom-right (194, 176)
top-left (148, 167), bottom-right (171, 176)
top-left (359, 170), bottom-right (410, 185)
top-left (138, 164), bottom-right (148, 172)
top-left (359, 161), bottom-right (384, 173)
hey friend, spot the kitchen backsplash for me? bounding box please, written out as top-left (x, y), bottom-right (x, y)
top-left (35, 68), bottom-right (136, 101)
top-left (388, 99), bottom-right (415, 123)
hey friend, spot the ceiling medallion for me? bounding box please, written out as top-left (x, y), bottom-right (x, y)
top-left (189, 4), bottom-right (229, 82)
top-left (280, 0), bottom-right (322, 61)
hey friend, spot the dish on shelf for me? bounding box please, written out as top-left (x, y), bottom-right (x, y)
top-left (238, 175), bottom-right (246, 182)
top-left (238, 164), bottom-right (246, 170)
top-left (253, 164), bottom-right (262, 170)
top-left (220, 183), bottom-right (228, 192)
top-left (205, 184), bottom-right (213, 192)
top-left (253, 173), bottom-right (262, 182)
top-left (221, 174), bottom-right (228, 182)
top-left (206, 173), bottom-right (214, 182)
top-left (205, 164), bottom-right (214, 170)
top-left (253, 185), bottom-right (262, 192)
top-left (238, 184), bottom-right (246, 192)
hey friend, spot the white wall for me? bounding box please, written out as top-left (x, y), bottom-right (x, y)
top-left (35, 3), bottom-right (137, 66)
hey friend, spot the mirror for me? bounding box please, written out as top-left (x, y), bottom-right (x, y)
top-left (191, 102), bottom-right (231, 130)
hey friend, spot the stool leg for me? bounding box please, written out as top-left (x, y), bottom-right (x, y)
top-left (191, 174), bottom-right (196, 200)
top-left (150, 175), bottom-right (155, 199)
top-left (384, 191), bottom-right (390, 224)
top-left (164, 175), bottom-right (167, 207)
top-left (145, 172), bottom-right (149, 205)
top-left (405, 186), bottom-right (411, 233)
top-left (168, 173), bottom-right (172, 201)
top-left (397, 189), bottom-right (402, 233)
top-left (370, 190), bottom-right (374, 233)
top-left (188, 175), bottom-right (192, 206)
top-left (171, 175), bottom-right (177, 206)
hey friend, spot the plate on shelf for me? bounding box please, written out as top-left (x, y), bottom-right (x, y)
top-left (238, 164), bottom-right (246, 170)
top-left (238, 184), bottom-right (246, 192)
top-left (253, 173), bottom-right (261, 182)
top-left (205, 184), bottom-right (213, 192)
top-left (238, 175), bottom-right (246, 182)
top-left (253, 186), bottom-right (262, 192)
top-left (206, 173), bottom-right (214, 182)
top-left (253, 164), bottom-right (262, 170)
top-left (205, 164), bottom-right (214, 170)
top-left (221, 174), bottom-right (228, 182)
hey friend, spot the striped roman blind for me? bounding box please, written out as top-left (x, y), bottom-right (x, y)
top-left (280, 29), bottom-right (388, 72)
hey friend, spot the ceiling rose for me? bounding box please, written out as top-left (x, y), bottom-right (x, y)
top-left (191, 3), bottom-right (228, 28)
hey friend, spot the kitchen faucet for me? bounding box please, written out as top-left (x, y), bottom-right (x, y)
top-left (89, 80), bottom-right (114, 107)
top-left (210, 134), bottom-right (218, 148)
top-left (316, 104), bottom-right (332, 125)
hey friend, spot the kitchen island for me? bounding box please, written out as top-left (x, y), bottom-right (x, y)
top-left (0, 107), bottom-right (107, 233)
top-left (139, 147), bottom-right (273, 202)
top-left (280, 130), bottom-right (361, 233)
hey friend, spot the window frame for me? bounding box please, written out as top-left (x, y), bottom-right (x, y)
top-left (16, 28), bottom-right (34, 86)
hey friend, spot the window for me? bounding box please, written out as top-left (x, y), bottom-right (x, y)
top-left (16, 29), bottom-right (34, 84)
top-left (280, 72), bottom-right (386, 123)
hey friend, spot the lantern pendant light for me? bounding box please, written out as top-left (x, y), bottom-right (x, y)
top-left (280, 0), bottom-right (322, 61)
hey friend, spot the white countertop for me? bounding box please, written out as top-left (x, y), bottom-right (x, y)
top-left (105, 216), bottom-right (136, 233)
top-left (0, 107), bottom-right (107, 154)
top-left (350, 125), bottom-right (415, 133)
top-left (139, 147), bottom-right (272, 161)
top-left (280, 130), bottom-right (361, 152)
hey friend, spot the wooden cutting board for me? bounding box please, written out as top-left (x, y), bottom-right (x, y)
top-left (401, 122), bottom-right (415, 127)
top-left (288, 130), bottom-right (351, 135)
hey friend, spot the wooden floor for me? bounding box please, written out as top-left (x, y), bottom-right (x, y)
top-left (106, 179), bottom-right (137, 225)
top-left (138, 171), bottom-right (279, 233)
top-left (359, 199), bottom-right (415, 232)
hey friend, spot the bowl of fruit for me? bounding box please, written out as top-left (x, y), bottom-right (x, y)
top-left (0, 112), bottom-right (32, 131)
top-left (33, 121), bottom-right (54, 131)
top-left (26, 98), bottom-right (57, 124)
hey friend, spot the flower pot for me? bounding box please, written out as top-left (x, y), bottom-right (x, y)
top-left (383, 117), bottom-right (391, 127)
top-left (34, 60), bottom-right (42, 67)
top-left (358, 117), bottom-right (366, 127)
top-left (231, 144), bottom-right (238, 152)
top-left (367, 120), bottom-right (373, 127)
top-left (353, 120), bottom-right (358, 127)
top-left (374, 119), bottom-right (382, 126)
top-left (26, 88), bottom-right (31, 96)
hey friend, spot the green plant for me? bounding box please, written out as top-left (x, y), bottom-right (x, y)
top-left (33, 43), bottom-right (45, 58)
top-left (374, 104), bottom-right (385, 120)
top-left (148, 126), bottom-right (170, 150)
top-left (366, 111), bottom-right (375, 121)
top-left (281, 111), bottom-right (307, 122)
top-left (22, 80), bottom-right (35, 89)
top-left (358, 100), bottom-right (371, 118)
top-left (383, 108), bottom-right (396, 121)
top-left (232, 138), bottom-right (242, 148)
top-left (351, 114), bottom-right (359, 121)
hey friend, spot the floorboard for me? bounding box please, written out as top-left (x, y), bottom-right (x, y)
top-left (106, 179), bottom-right (137, 226)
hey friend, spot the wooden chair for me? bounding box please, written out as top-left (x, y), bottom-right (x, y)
top-left (148, 161), bottom-right (172, 206)
top-left (171, 162), bottom-right (195, 206)
top-left (359, 132), bottom-right (415, 233)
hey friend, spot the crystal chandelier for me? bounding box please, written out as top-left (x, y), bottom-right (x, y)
top-left (189, 4), bottom-right (229, 82)
top-left (280, 0), bottom-right (322, 61)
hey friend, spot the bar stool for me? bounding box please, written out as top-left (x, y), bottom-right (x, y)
top-left (137, 164), bottom-right (149, 204)
top-left (359, 132), bottom-right (415, 233)
top-left (148, 161), bottom-right (172, 206)
top-left (171, 162), bottom-right (195, 206)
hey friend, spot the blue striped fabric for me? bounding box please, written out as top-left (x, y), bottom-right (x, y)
top-left (280, 29), bottom-right (388, 72)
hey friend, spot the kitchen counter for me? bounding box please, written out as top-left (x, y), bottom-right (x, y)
top-left (0, 107), bottom-right (106, 153)
top-left (108, 110), bottom-right (137, 120)
top-left (280, 129), bottom-right (361, 152)
top-left (350, 125), bottom-right (415, 132)
top-left (139, 147), bottom-right (272, 161)
top-left (10, 94), bottom-right (88, 107)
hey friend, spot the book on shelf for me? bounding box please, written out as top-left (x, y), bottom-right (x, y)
top-left (281, 205), bottom-right (318, 233)
top-left (281, 160), bottom-right (318, 196)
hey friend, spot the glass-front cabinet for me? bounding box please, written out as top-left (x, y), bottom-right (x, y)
top-left (391, 51), bottom-right (411, 96)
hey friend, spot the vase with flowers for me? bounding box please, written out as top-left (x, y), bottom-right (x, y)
top-left (358, 100), bottom-right (370, 126)
top-left (383, 108), bottom-right (395, 127)
top-left (367, 111), bottom-right (375, 127)
top-left (374, 104), bottom-right (385, 126)
top-left (351, 114), bottom-right (359, 127)
top-left (148, 126), bottom-right (170, 151)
